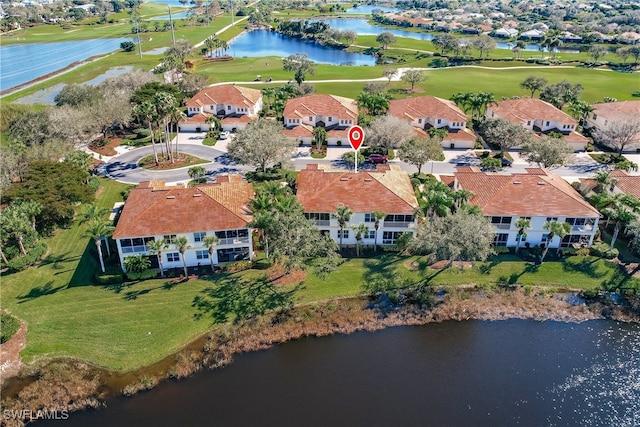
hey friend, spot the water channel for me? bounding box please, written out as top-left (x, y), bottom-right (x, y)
top-left (41, 320), bottom-right (640, 427)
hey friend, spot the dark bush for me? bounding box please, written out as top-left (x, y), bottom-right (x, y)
top-left (1, 313), bottom-right (20, 343)
top-left (126, 269), bottom-right (158, 281)
top-left (590, 242), bottom-right (619, 259)
top-left (7, 242), bottom-right (48, 272)
top-left (95, 272), bottom-right (124, 285)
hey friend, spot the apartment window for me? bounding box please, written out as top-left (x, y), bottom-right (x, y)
top-left (196, 250), bottom-right (209, 260)
top-left (418, 118), bottom-right (422, 124)
top-left (491, 216), bottom-right (512, 229)
top-left (227, 105), bottom-right (232, 110)
top-left (167, 252), bottom-right (180, 262)
top-left (437, 119), bottom-right (442, 124)
top-left (320, 230), bottom-right (330, 236)
top-left (119, 237), bottom-right (154, 253)
top-left (164, 234), bottom-right (177, 244)
top-left (364, 213), bottom-right (376, 223)
top-left (305, 212), bottom-right (330, 221)
top-left (385, 214), bottom-right (414, 223)
top-left (193, 232), bottom-right (206, 243)
top-left (382, 231), bottom-right (404, 245)
top-left (309, 116), bottom-right (313, 121)
top-left (546, 217), bottom-right (558, 223)
top-left (365, 230), bottom-right (375, 240)
top-left (338, 230), bottom-right (349, 239)
top-left (592, 114), bottom-right (597, 120)
top-left (328, 117), bottom-right (332, 122)
top-left (527, 120), bottom-right (531, 126)
top-left (541, 234), bottom-right (549, 244)
top-left (493, 233), bottom-right (508, 247)
top-left (545, 121), bottom-right (550, 126)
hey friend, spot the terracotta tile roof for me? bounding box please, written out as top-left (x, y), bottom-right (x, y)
top-left (113, 177), bottom-right (254, 238)
top-left (564, 131), bottom-right (589, 144)
top-left (452, 170), bottom-right (600, 217)
top-left (183, 113), bottom-right (209, 124)
top-left (591, 101), bottom-right (640, 119)
top-left (389, 96), bottom-right (467, 124)
top-left (296, 166), bottom-right (418, 214)
top-left (221, 115), bottom-right (253, 125)
top-left (284, 124), bottom-right (313, 138)
top-left (186, 84), bottom-right (261, 109)
top-left (611, 170), bottom-right (640, 198)
top-left (284, 94), bottom-right (358, 120)
top-left (489, 98), bottom-right (577, 125)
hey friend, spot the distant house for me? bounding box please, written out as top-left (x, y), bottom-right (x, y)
top-left (388, 96), bottom-right (476, 149)
top-left (492, 27), bottom-right (519, 38)
top-left (113, 176), bottom-right (254, 272)
top-left (296, 165), bottom-right (418, 247)
top-left (519, 29), bottom-right (545, 41)
top-left (283, 94), bottom-right (358, 145)
top-left (180, 84), bottom-right (262, 132)
top-left (443, 168), bottom-right (600, 248)
top-left (485, 98), bottom-right (589, 151)
top-left (580, 170), bottom-right (640, 199)
top-left (585, 101), bottom-right (640, 152)
top-left (559, 31), bottom-right (582, 43)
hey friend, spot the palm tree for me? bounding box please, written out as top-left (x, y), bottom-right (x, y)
top-left (84, 219), bottom-right (114, 273)
top-left (262, 87), bottom-right (276, 112)
top-left (1, 208), bottom-right (31, 256)
top-left (202, 235), bottom-right (219, 273)
top-left (372, 210), bottom-right (386, 252)
top-left (15, 199), bottom-right (42, 232)
top-left (123, 254), bottom-right (151, 274)
top-left (541, 221), bottom-right (571, 262)
top-left (153, 91), bottom-right (177, 162)
top-left (592, 169), bottom-right (618, 194)
top-left (173, 235), bottom-right (190, 278)
top-left (147, 239), bottom-right (168, 278)
top-left (133, 101), bottom-right (160, 165)
top-left (313, 126), bottom-right (327, 151)
top-left (333, 204), bottom-right (353, 250)
top-left (450, 92), bottom-right (473, 115)
top-left (452, 189), bottom-right (473, 212)
top-left (514, 217), bottom-right (531, 253)
top-left (250, 212), bottom-right (272, 259)
top-left (351, 223), bottom-right (369, 257)
top-left (78, 204), bottom-right (110, 224)
top-left (169, 106), bottom-right (186, 159)
top-left (607, 205), bottom-right (637, 250)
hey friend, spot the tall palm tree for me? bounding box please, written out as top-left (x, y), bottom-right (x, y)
top-left (173, 235), bottom-right (190, 278)
top-left (84, 219), bottom-right (114, 273)
top-left (153, 91), bottom-right (177, 162)
top-left (514, 217), bottom-right (532, 253)
top-left (450, 92), bottom-right (473, 115)
top-left (147, 239), bottom-right (168, 278)
top-left (15, 199), bottom-right (42, 232)
top-left (351, 223), bottom-right (369, 257)
top-left (169, 106), bottom-right (186, 159)
top-left (1, 208), bottom-right (31, 256)
top-left (372, 210), bottom-right (386, 252)
top-left (78, 204), bottom-right (110, 224)
top-left (133, 101), bottom-right (160, 165)
top-left (607, 205), bottom-right (637, 249)
top-left (333, 204), bottom-right (353, 250)
top-left (541, 221), bottom-right (571, 262)
top-left (202, 235), bottom-right (219, 273)
top-left (592, 169), bottom-right (618, 194)
top-left (262, 87), bottom-right (276, 112)
top-left (250, 212), bottom-right (272, 259)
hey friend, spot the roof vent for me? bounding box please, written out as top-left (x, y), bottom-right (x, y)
top-left (166, 196), bottom-right (176, 199)
top-left (537, 181), bottom-right (546, 185)
top-left (364, 178), bottom-right (372, 182)
top-left (340, 177), bottom-right (349, 181)
top-left (513, 181), bottom-right (521, 185)
top-left (193, 194), bottom-right (201, 197)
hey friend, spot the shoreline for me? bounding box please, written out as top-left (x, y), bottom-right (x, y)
top-left (1, 287), bottom-right (638, 426)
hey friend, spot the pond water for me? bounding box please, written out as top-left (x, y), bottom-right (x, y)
top-left (319, 18), bottom-right (580, 53)
top-left (229, 30), bottom-right (375, 66)
top-left (44, 320), bottom-right (640, 427)
top-left (0, 38), bottom-right (133, 92)
top-left (343, 5), bottom-right (399, 14)
top-left (149, 11), bottom-right (189, 21)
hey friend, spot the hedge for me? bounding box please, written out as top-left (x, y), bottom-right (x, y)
top-left (7, 242), bottom-right (48, 272)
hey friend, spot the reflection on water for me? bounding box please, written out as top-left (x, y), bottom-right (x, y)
top-left (41, 320), bottom-right (640, 427)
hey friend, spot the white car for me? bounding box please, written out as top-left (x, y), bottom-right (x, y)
top-left (219, 131), bottom-right (230, 140)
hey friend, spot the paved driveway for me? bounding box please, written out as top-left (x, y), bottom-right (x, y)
top-left (104, 144), bottom-right (250, 184)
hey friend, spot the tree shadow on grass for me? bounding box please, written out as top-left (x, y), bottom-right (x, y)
top-left (68, 240), bottom-right (100, 288)
top-left (39, 252), bottom-right (81, 270)
top-left (600, 265), bottom-right (640, 294)
top-left (192, 275), bottom-right (300, 325)
top-left (562, 257), bottom-right (607, 278)
top-left (17, 281), bottom-right (66, 303)
top-left (362, 254), bottom-right (444, 296)
top-left (120, 278), bottom-right (186, 300)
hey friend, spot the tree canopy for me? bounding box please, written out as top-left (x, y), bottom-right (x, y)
top-left (397, 136), bottom-right (444, 174)
top-left (227, 119), bottom-right (298, 172)
top-left (520, 136), bottom-right (574, 169)
top-left (282, 53), bottom-right (316, 85)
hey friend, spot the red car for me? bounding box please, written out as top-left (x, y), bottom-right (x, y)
top-left (368, 154), bottom-right (388, 164)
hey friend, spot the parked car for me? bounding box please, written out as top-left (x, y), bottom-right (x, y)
top-left (219, 131), bottom-right (230, 140)
top-left (501, 157), bottom-right (512, 167)
top-left (368, 154), bottom-right (388, 164)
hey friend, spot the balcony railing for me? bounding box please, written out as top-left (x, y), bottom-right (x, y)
top-left (315, 220), bottom-right (331, 226)
top-left (493, 224), bottom-right (511, 230)
top-left (572, 224), bottom-right (594, 233)
top-left (121, 245), bottom-right (148, 254)
top-left (384, 221), bottom-right (412, 228)
top-left (217, 237), bottom-right (250, 246)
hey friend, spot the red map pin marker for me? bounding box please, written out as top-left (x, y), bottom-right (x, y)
top-left (348, 125), bottom-right (364, 151)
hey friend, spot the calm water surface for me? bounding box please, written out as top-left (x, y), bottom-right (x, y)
top-left (43, 320), bottom-right (640, 427)
top-left (0, 38), bottom-right (132, 92)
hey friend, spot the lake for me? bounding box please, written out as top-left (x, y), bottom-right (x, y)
top-left (229, 30), bottom-right (375, 66)
top-left (0, 38), bottom-right (132, 93)
top-left (43, 320), bottom-right (640, 427)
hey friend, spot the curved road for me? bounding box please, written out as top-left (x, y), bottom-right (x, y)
top-left (104, 144), bottom-right (251, 184)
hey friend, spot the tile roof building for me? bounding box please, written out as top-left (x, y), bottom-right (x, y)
top-left (296, 165), bottom-right (419, 246)
top-left (113, 176), bottom-right (254, 271)
top-left (447, 168), bottom-right (600, 248)
top-left (388, 96), bottom-right (476, 149)
top-left (485, 98), bottom-right (589, 151)
top-left (283, 94), bottom-right (358, 145)
top-left (585, 101), bottom-right (640, 153)
top-left (181, 84), bottom-right (263, 132)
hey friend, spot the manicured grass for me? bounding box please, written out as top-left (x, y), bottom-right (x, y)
top-left (138, 152), bottom-right (209, 170)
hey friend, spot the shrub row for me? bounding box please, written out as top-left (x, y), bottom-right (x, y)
top-left (7, 242), bottom-right (48, 272)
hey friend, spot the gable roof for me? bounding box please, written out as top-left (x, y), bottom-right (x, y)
top-left (489, 98), bottom-right (577, 125)
top-left (611, 170), bottom-right (640, 199)
top-left (389, 96), bottom-right (467, 123)
top-left (283, 94), bottom-right (358, 120)
top-left (296, 166), bottom-right (418, 214)
top-left (186, 84), bottom-right (261, 109)
top-left (113, 176), bottom-right (254, 238)
top-left (452, 170), bottom-right (600, 217)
